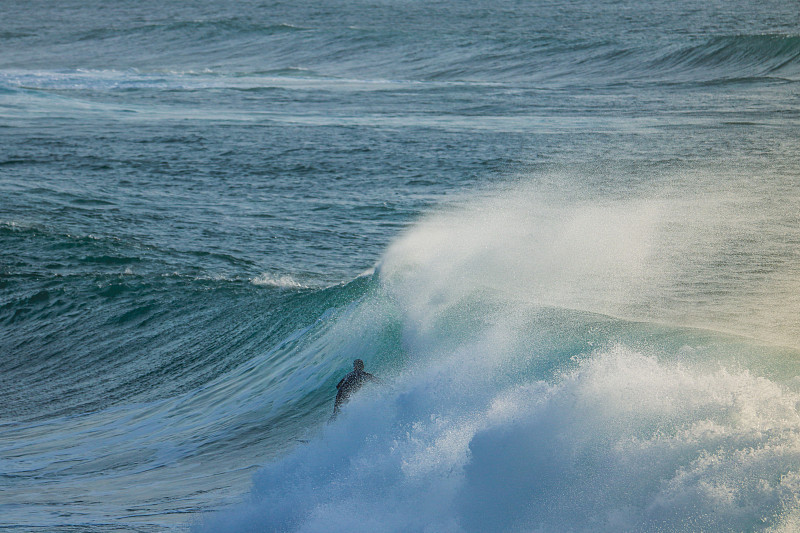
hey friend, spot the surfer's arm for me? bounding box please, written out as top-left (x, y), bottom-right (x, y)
top-left (365, 372), bottom-right (382, 384)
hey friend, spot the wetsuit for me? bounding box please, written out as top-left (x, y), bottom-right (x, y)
top-left (333, 369), bottom-right (379, 415)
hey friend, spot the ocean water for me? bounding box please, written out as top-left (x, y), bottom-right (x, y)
top-left (3, 0), bottom-right (800, 531)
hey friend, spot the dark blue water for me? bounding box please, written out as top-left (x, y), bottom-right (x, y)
top-left (3, 0), bottom-right (800, 531)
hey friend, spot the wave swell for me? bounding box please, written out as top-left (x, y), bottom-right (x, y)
top-left (646, 34), bottom-right (800, 81)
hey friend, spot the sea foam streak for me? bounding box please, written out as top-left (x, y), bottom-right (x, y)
top-left (194, 182), bottom-right (800, 532)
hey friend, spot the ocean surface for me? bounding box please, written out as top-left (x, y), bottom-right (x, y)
top-left (3, 0), bottom-right (800, 531)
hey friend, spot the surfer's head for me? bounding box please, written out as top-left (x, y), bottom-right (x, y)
top-left (353, 359), bottom-right (364, 371)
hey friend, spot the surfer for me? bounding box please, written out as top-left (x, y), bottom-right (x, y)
top-left (332, 359), bottom-right (380, 416)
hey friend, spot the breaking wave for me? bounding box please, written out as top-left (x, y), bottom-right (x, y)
top-left (193, 184), bottom-right (800, 532)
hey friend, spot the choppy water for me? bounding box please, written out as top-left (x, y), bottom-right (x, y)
top-left (3, 0), bottom-right (800, 531)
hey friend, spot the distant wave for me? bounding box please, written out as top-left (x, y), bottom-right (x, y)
top-left (645, 34), bottom-right (800, 80)
top-left (6, 30), bottom-right (799, 88)
top-left (436, 33), bottom-right (800, 83)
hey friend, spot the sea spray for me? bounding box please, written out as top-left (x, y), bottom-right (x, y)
top-left (382, 180), bottom-right (800, 348)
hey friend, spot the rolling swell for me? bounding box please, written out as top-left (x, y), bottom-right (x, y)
top-left (646, 34), bottom-right (800, 81)
top-left (5, 6), bottom-right (800, 87)
top-left (0, 217), bottom-right (375, 423)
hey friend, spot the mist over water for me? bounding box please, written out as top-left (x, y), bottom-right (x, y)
top-left (3, 0), bottom-right (800, 531)
top-left (384, 174), bottom-right (800, 348)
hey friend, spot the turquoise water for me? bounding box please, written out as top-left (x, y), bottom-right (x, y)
top-left (3, 0), bottom-right (800, 531)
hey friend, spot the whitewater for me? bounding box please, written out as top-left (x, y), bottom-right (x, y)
top-left (3, 0), bottom-right (800, 531)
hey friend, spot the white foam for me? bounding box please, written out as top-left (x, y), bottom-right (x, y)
top-left (193, 342), bottom-right (800, 532)
top-left (250, 273), bottom-right (308, 289)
